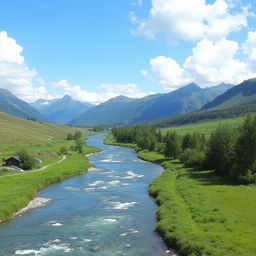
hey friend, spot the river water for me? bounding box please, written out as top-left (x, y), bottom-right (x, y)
top-left (0, 134), bottom-right (170, 255)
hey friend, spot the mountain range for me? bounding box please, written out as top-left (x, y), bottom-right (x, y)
top-left (2, 78), bottom-right (256, 127)
top-left (0, 88), bottom-right (49, 122)
top-left (70, 82), bottom-right (233, 126)
top-left (31, 95), bottom-right (93, 124)
top-left (202, 78), bottom-right (256, 110)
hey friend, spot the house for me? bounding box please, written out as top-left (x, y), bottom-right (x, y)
top-left (5, 155), bottom-right (22, 167)
top-left (34, 157), bottom-right (42, 164)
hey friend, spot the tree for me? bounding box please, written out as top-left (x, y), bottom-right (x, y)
top-left (73, 131), bottom-right (82, 139)
top-left (205, 125), bottom-right (237, 176)
top-left (60, 146), bottom-right (68, 155)
top-left (233, 115), bottom-right (256, 183)
top-left (75, 139), bottom-right (84, 154)
top-left (66, 133), bottom-right (73, 140)
top-left (164, 131), bottom-right (181, 158)
top-left (180, 148), bottom-right (205, 169)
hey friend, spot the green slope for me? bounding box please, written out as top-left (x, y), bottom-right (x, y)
top-left (0, 112), bottom-right (83, 145)
top-left (203, 78), bottom-right (256, 110)
top-left (0, 88), bottom-right (48, 121)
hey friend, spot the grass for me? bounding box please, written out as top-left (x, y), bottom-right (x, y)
top-left (0, 145), bottom-right (100, 222)
top-left (161, 116), bottom-right (245, 136)
top-left (106, 131), bottom-right (256, 255)
top-left (137, 150), bottom-right (256, 256)
top-left (0, 112), bottom-right (102, 221)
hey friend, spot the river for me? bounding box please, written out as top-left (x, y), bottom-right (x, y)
top-left (0, 134), bottom-right (171, 255)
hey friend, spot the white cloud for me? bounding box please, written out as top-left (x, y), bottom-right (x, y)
top-left (129, 11), bottom-right (140, 24)
top-left (243, 31), bottom-right (256, 61)
top-left (131, 0), bottom-right (143, 7)
top-left (184, 38), bottom-right (256, 85)
top-left (0, 31), bottom-right (49, 102)
top-left (149, 38), bottom-right (256, 90)
top-left (53, 80), bottom-right (153, 104)
top-left (0, 31), bottom-right (24, 64)
top-left (150, 56), bottom-right (190, 90)
top-left (132, 0), bottom-right (248, 41)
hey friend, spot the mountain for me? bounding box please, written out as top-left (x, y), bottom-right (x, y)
top-left (0, 88), bottom-right (49, 121)
top-left (32, 95), bottom-right (94, 124)
top-left (70, 82), bottom-right (233, 126)
top-left (202, 78), bottom-right (256, 110)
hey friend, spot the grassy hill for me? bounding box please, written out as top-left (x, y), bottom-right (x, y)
top-left (0, 111), bottom-right (81, 145)
top-left (203, 78), bottom-right (256, 110)
top-left (161, 116), bottom-right (246, 136)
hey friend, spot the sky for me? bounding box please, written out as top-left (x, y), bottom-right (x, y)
top-left (0, 0), bottom-right (255, 104)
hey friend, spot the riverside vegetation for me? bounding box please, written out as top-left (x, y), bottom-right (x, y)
top-left (0, 112), bottom-right (100, 222)
top-left (109, 115), bottom-right (256, 256)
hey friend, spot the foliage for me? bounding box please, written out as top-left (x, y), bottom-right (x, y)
top-left (180, 148), bottom-right (205, 169)
top-left (75, 139), bottom-right (84, 154)
top-left (15, 149), bottom-right (36, 170)
top-left (59, 146), bottom-right (68, 155)
top-left (234, 115), bottom-right (256, 183)
top-left (164, 131), bottom-right (181, 158)
top-left (205, 125), bottom-right (237, 176)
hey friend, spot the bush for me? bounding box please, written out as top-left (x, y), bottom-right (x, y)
top-left (180, 148), bottom-right (205, 169)
top-left (60, 146), bottom-right (68, 155)
top-left (16, 149), bottom-right (36, 170)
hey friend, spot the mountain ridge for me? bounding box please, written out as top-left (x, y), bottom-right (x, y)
top-left (70, 82), bottom-right (233, 126)
top-left (0, 88), bottom-right (49, 122)
top-left (31, 95), bottom-right (94, 124)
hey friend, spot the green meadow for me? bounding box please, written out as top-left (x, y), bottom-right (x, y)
top-left (161, 116), bottom-right (245, 136)
top-left (106, 131), bottom-right (256, 256)
top-left (0, 112), bottom-right (100, 221)
top-left (141, 150), bottom-right (256, 256)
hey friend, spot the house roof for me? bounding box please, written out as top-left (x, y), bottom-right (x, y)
top-left (7, 155), bottom-right (22, 162)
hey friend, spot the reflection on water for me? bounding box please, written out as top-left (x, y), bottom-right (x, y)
top-left (0, 134), bottom-right (170, 255)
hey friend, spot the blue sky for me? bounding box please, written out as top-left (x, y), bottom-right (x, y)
top-left (0, 0), bottom-right (255, 103)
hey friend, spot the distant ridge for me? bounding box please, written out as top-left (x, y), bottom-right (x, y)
top-left (70, 82), bottom-right (233, 126)
top-left (0, 88), bottom-right (49, 121)
top-left (202, 78), bottom-right (256, 110)
top-left (31, 95), bottom-right (93, 124)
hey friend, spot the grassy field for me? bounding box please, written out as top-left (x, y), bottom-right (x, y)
top-left (140, 150), bottom-right (256, 256)
top-left (0, 112), bottom-right (101, 221)
top-left (161, 116), bottom-right (245, 136)
top-left (106, 135), bottom-right (256, 255)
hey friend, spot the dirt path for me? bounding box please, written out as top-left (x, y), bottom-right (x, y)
top-left (34, 155), bottom-right (67, 172)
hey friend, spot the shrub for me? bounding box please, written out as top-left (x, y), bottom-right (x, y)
top-left (180, 148), bottom-right (205, 169)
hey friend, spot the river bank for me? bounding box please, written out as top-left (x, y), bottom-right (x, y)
top-left (0, 145), bottom-right (100, 223)
top-left (105, 135), bottom-right (256, 256)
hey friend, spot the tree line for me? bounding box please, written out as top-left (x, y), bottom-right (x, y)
top-left (112, 115), bottom-right (256, 184)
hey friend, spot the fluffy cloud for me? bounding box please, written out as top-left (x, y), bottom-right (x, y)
top-left (131, 0), bottom-right (143, 7)
top-left (243, 31), bottom-right (256, 61)
top-left (150, 38), bottom-right (256, 90)
top-left (0, 31), bottom-right (49, 102)
top-left (150, 56), bottom-right (190, 90)
top-left (53, 80), bottom-right (153, 104)
top-left (132, 0), bottom-right (248, 41)
top-left (184, 38), bottom-right (256, 85)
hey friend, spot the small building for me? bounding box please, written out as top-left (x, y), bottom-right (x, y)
top-left (34, 157), bottom-right (42, 164)
top-left (5, 155), bottom-right (22, 167)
